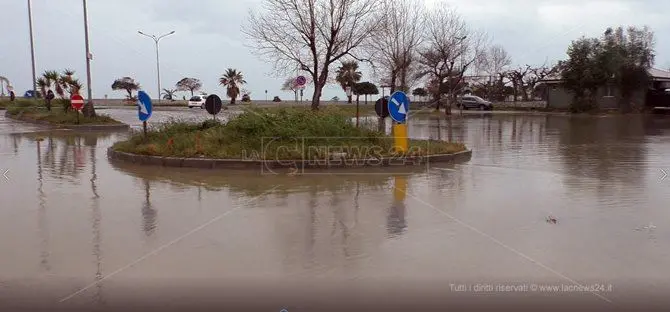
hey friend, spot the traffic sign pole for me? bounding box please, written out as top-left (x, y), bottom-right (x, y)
top-left (137, 91), bottom-right (153, 139)
top-left (392, 124), bottom-right (408, 153)
top-left (70, 94), bottom-right (85, 124)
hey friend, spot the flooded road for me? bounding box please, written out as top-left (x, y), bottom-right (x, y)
top-left (2, 109), bottom-right (670, 310)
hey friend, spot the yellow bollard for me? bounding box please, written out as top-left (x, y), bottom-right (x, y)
top-left (393, 175), bottom-right (407, 202)
top-left (392, 123), bottom-right (408, 153)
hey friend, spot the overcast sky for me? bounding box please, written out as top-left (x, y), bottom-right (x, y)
top-left (1, 0), bottom-right (669, 100)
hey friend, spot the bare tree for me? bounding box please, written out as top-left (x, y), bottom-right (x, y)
top-left (367, 0), bottom-right (424, 93)
top-left (506, 63), bottom-right (558, 101)
top-left (481, 45), bottom-right (511, 78)
top-left (472, 44), bottom-right (511, 100)
top-left (416, 5), bottom-right (487, 114)
top-left (245, 0), bottom-right (381, 110)
top-left (506, 66), bottom-right (530, 102)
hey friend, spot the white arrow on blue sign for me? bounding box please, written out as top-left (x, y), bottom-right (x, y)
top-left (137, 90), bottom-right (153, 122)
top-left (388, 91), bottom-right (409, 123)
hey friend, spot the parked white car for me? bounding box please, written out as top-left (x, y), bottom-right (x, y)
top-left (188, 95), bottom-right (206, 109)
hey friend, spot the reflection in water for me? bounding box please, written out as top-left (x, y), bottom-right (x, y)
top-left (13, 135), bottom-right (19, 155)
top-left (329, 192), bottom-right (351, 258)
top-left (89, 137), bottom-right (105, 305)
top-left (552, 116), bottom-right (648, 198)
top-left (36, 140), bottom-right (50, 272)
top-left (387, 176), bottom-right (408, 237)
top-left (142, 179), bottom-right (157, 237)
top-left (353, 182), bottom-right (360, 230)
top-left (305, 185), bottom-right (317, 268)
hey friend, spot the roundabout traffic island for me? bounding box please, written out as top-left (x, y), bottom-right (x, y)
top-left (3, 99), bottom-right (129, 131)
top-left (108, 107), bottom-right (472, 170)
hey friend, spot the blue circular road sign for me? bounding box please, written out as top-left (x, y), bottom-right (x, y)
top-left (388, 91), bottom-right (409, 123)
top-left (137, 90), bottom-right (153, 122)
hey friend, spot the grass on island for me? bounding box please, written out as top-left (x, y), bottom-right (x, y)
top-left (233, 102), bottom-right (378, 115)
top-left (112, 107), bottom-right (467, 160)
top-left (4, 99), bottom-right (122, 125)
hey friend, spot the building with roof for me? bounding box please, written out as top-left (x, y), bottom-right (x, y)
top-left (540, 68), bottom-right (670, 109)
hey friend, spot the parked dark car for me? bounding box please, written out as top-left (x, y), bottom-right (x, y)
top-left (272, 96), bottom-right (281, 102)
top-left (457, 95), bottom-right (493, 110)
top-left (241, 94), bottom-right (251, 102)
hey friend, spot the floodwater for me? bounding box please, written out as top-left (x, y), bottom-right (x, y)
top-left (2, 108), bottom-right (670, 311)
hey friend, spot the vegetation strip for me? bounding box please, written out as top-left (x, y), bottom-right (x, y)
top-left (2, 99), bottom-right (127, 129)
top-left (110, 107), bottom-right (468, 168)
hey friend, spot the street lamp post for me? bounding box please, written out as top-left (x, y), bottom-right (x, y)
top-left (27, 0), bottom-right (37, 97)
top-left (83, 0), bottom-right (93, 108)
top-left (138, 30), bottom-right (175, 102)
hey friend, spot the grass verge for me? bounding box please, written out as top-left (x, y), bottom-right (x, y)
top-left (233, 103), bottom-right (378, 116)
top-left (112, 107), bottom-right (467, 160)
top-left (4, 99), bottom-right (123, 125)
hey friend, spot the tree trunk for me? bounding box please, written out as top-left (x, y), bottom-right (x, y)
top-left (356, 95), bottom-right (360, 105)
top-left (434, 93), bottom-right (441, 111)
top-left (83, 100), bottom-right (97, 118)
top-left (445, 94), bottom-right (453, 116)
top-left (191, 90), bottom-right (194, 97)
top-left (522, 86), bottom-right (530, 101)
top-left (312, 68), bottom-right (329, 111)
top-left (311, 83), bottom-right (323, 110)
top-left (513, 83), bottom-right (518, 102)
top-left (390, 71), bottom-right (397, 94)
top-left (231, 96), bottom-right (236, 105)
top-left (348, 95), bottom-right (353, 104)
top-left (400, 67), bottom-right (407, 93)
top-left (365, 94), bottom-right (368, 105)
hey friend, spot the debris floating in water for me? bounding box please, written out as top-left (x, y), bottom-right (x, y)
top-left (635, 222), bottom-right (656, 231)
top-left (546, 215), bottom-right (558, 224)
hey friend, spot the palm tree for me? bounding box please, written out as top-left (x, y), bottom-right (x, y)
top-left (42, 71), bottom-right (59, 91)
top-left (63, 69), bottom-right (75, 78)
top-left (219, 68), bottom-right (246, 105)
top-left (68, 79), bottom-right (83, 96)
top-left (162, 88), bottom-right (177, 101)
top-left (36, 78), bottom-right (48, 99)
top-left (335, 61), bottom-right (362, 104)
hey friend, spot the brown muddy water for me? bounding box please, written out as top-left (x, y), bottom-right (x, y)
top-left (1, 109), bottom-right (670, 311)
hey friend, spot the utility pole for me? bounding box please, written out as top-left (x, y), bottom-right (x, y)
top-left (27, 0), bottom-right (37, 97)
top-left (83, 0), bottom-right (93, 106)
top-left (138, 30), bottom-right (175, 103)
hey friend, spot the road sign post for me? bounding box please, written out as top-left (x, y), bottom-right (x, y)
top-left (205, 94), bottom-right (223, 121)
top-left (137, 91), bottom-right (153, 138)
top-left (375, 97), bottom-right (389, 133)
top-left (388, 91), bottom-right (410, 153)
top-left (71, 94), bottom-right (85, 124)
